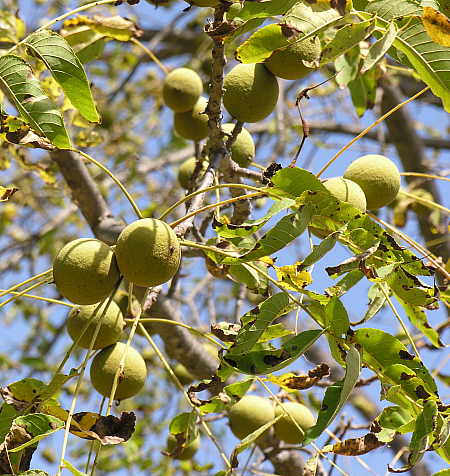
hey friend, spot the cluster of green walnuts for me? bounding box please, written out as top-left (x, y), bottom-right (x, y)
top-left (53, 218), bottom-right (180, 400)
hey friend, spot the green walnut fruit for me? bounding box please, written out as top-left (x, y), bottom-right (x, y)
top-left (90, 342), bottom-right (147, 400)
top-left (265, 36), bottom-right (321, 80)
top-left (212, 123), bottom-right (255, 167)
top-left (228, 395), bottom-right (275, 440)
top-left (167, 434), bottom-right (200, 460)
top-left (274, 401), bottom-right (315, 444)
top-left (323, 177), bottom-right (367, 212)
top-left (173, 363), bottom-right (194, 385)
top-left (410, 188), bottom-right (434, 215)
top-left (53, 238), bottom-right (120, 305)
top-left (162, 68), bottom-right (203, 113)
top-left (177, 157), bottom-right (208, 189)
top-left (174, 97), bottom-right (209, 141)
top-left (114, 290), bottom-right (140, 319)
top-left (223, 63), bottom-right (279, 123)
top-left (114, 218), bottom-right (181, 287)
top-left (67, 300), bottom-right (124, 349)
top-left (343, 154), bottom-right (401, 210)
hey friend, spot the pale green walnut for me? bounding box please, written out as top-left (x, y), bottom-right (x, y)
top-left (174, 97), bottom-right (209, 141)
top-left (173, 363), bottom-right (194, 385)
top-left (167, 434), bottom-right (200, 460)
top-left (274, 401), bottom-right (315, 444)
top-left (410, 188), bottom-right (434, 215)
top-left (223, 63), bottom-right (279, 123)
top-left (210, 123), bottom-right (255, 167)
top-left (114, 218), bottom-right (181, 287)
top-left (162, 68), bottom-right (203, 113)
top-left (90, 342), bottom-right (147, 400)
top-left (67, 300), bottom-right (124, 349)
top-left (343, 154), bottom-right (401, 210)
top-left (323, 177), bottom-right (367, 212)
top-left (265, 36), bottom-right (321, 80)
top-left (177, 157), bottom-right (208, 189)
top-left (53, 238), bottom-right (120, 305)
top-left (228, 395), bottom-right (275, 440)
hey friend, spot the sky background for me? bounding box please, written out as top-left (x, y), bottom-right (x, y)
top-left (1, 0), bottom-right (449, 475)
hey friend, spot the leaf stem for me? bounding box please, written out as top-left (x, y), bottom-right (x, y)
top-left (316, 86), bottom-right (430, 177)
top-left (169, 192), bottom-right (263, 228)
top-left (400, 172), bottom-right (450, 183)
top-left (159, 183), bottom-right (267, 221)
top-left (131, 38), bottom-right (168, 75)
top-left (0, 268), bottom-right (52, 299)
top-left (72, 148), bottom-right (143, 219)
top-left (0, 290), bottom-right (75, 308)
top-left (399, 190), bottom-right (450, 214)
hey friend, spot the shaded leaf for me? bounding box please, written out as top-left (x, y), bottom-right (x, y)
top-left (233, 0), bottom-right (299, 20)
top-left (230, 293), bottom-right (291, 354)
top-left (323, 432), bottom-right (384, 455)
top-left (270, 167), bottom-right (326, 198)
top-left (325, 297), bottom-right (349, 337)
top-left (361, 22), bottom-right (397, 73)
top-left (304, 346), bottom-right (361, 444)
top-left (25, 30), bottom-right (99, 122)
top-left (0, 55), bottom-right (70, 148)
top-left (223, 329), bottom-right (324, 375)
top-left (320, 19), bottom-right (376, 65)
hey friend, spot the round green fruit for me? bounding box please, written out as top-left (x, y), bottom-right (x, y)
top-left (343, 154), bottom-right (401, 210)
top-left (265, 36), bottom-right (321, 80)
top-left (90, 342), bottom-right (147, 400)
top-left (177, 157), bottom-right (208, 189)
top-left (220, 123), bottom-right (255, 167)
top-left (173, 363), bottom-right (194, 385)
top-left (223, 63), bottom-right (279, 123)
top-left (67, 300), bottom-right (124, 349)
top-left (167, 434), bottom-right (200, 460)
top-left (162, 68), bottom-right (203, 113)
top-left (53, 238), bottom-right (120, 305)
top-left (114, 218), bottom-right (181, 287)
top-left (274, 401), bottom-right (315, 444)
top-left (174, 97), bottom-right (209, 141)
top-left (323, 177), bottom-right (367, 212)
top-left (228, 395), bottom-right (275, 440)
top-left (410, 188), bottom-right (434, 215)
top-left (114, 290), bottom-right (140, 318)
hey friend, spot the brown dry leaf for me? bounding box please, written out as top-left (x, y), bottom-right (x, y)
top-left (0, 186), bottom-right (18, 202)
top-left (323, 433), bottom-right (384, 456)
top-left (269, 364), bottom-right (330, 391)
top-left (422, 7), bottom-right (450, 47)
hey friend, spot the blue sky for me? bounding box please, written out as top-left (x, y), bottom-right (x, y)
top-left (2, 1), bottom-right (450, 475)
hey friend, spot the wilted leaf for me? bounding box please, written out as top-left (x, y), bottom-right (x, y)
top-left (268, 364), bottom-right (330, 391)
top-left (323, 433), bottom-right (384, 455)
top-left (0, 185), bottom-right (18, 201)
top-left (275, 263), bottom-right (312, 291)
top-left (422, 7), bottom-right (450, 46)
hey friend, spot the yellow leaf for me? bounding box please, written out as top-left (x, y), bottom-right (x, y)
top-left (275, 263), bottom-right (312, 291)
top-left (422, 7), bottom-right (450, 47)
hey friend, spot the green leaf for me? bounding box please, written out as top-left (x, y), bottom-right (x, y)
top-left (375, 406), bottom-right (415, 442)
top-left (302, 233), bottom-right (338, 267)
top-left (325, 297), bottom-right (349, 337)
top-left (62, 460), bottom-right (88, 476)
top-left (0, 11), bottom-right (25, 44)
top-left (198, 379), bottom-right (254, 415)
top-left (213, 197), bottom-right (295, 239)
top-left (271, 167), bottom-right (327, 198)
top-left (354, 328), bottom-right (437, 394)
top-left (233, 0), bottom-right (299, 20)
top-left (25, 30), bottom-right (99, 123)
top-left (358, 283), bottom-right (387, 324)
top-left (61, 23), bottom-right (106, 64)
top-left (326, 270), bottom-right (364, 297)
top-left (365, 0), bottom-right (423, 19)
top-left (393, 17), bottom-right (450, 111)
top-left (395, 296), bottom-right (443, 348)
top-left (304, 345), bottom-right (361, 444)
top-left (223, 329), bottom-right (324, 375)
top-left (169, 411), bottom-right (196, 436)
top-left (235, 24), bottom-right (290, 64)
top-left (320, 19), bottom-right (376, 65)
top-left (231, 293), bottom-right (291, 354)
top-left (8, 413), bottom-right (64, 452)
top-left (0, 55), bottom-right (70, 148)
top-left (223, 205), bottom-right (313, 263)
top-left (361, 22), bottom-right (397, 73)
top-left (348, 67), bottom-right (377, 116)
top-left (433, 470), bottom-right (450, 476)
top-left (0, 404), bottom-right (20, 442)
top-left (389, 400), bottom-right (437, 472)
top-left (18, 472), bottom-right (50, 476)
